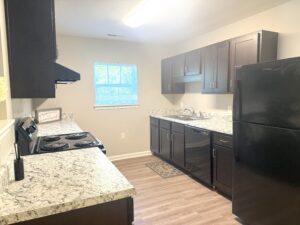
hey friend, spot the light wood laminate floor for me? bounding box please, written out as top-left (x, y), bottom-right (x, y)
top-left (114, 155), bottom-right (242, 225)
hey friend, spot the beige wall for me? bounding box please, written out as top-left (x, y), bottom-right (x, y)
top-left (33, 35), bottom-right (175, 156)
top-left (170, 0), bottom-right (300, 112)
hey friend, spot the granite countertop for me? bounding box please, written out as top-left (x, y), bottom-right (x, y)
top-left (151, 114), bottom-right (232, 135)
top-left (0, 121), bottom-right (135, 225)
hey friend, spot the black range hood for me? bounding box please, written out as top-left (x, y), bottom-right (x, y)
top-left (55, 63), bottom-right (80, 84)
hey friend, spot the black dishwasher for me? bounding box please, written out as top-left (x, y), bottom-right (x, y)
top-left (185, 126), bottom-right (212, 186)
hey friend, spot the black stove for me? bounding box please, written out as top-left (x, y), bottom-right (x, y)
top-left (15, 117), bottom-right (106, 156)
top-left (35, 132), bottom-right (105, 154)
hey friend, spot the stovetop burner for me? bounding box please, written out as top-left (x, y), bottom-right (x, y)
top-left (36, 132), bottom-right (105, 154)
top-left (74, 140), bottom-right (96, 147)
top-left (65, 133), bottom-right (88, 140)
top-left (43, 136), bottom-right (61, 142)
top-left (41, 142), bottom-right (70, 151)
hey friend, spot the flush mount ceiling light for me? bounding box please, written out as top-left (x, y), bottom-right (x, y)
top-left (122, 0), bottom-right (177, 28)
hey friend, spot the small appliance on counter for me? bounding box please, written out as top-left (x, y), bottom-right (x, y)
top-left (15, 117), bottom-right (106, 156)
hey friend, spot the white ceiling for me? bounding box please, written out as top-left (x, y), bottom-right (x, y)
top-left (55, 0), bottom-right (291, 44)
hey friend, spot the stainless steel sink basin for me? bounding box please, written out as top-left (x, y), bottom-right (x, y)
top-left (165, 115), bottom-right (206, 121)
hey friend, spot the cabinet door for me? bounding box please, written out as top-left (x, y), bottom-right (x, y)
top-left (161, 58), bottom-right (173, 94)
top-left (202, 46), bottom-right (216, 93)
top-left (215, 41), bottom-right (230, 93)
top-left (172, 55), bottom-right (185, 94)
top-left (160, 128), bottom-right (171, 160)
top-left (213, 145), bottom-right (233, 197)
top-left (172, 54), bottom-right (185, 78)
top-left (185, 49), bottom-right (202, 76)
top-left (171, 131), bottom-right (185, 168)
top-left (229, 33), bottom-right (259, 92)
top-left (5, 0), bottom-right (57, 98)
top-left (150, 124), bottom-right (159, 154)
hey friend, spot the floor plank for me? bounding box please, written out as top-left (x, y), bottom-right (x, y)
top-left (114, 155), bottom-right (242, 225)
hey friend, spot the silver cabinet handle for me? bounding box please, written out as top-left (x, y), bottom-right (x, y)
top-left (213, 148), bottom-right (216, 158)
top-left (219, 139), bottom-right (228, 143)
top-left (171, 134), bottom-right (174, 159)
top-left (192, 129), bottom-right (209, 136)
top-left (201, 131), bottom-right (209, 136)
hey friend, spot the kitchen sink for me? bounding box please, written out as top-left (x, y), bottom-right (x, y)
top-left (165, 115), bottom-right (206, 121)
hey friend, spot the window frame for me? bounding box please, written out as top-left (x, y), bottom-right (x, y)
top-left (93, 62), bottom-right (139, 109)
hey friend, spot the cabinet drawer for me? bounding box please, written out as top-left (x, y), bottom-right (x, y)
top-left (172, 122), bottom-right (184, 133)
top-left (150, 117), bottom-right (159, 126)
top-left (213, 133), bottom-right (232, 148)
top-left (160, 119), bottom-right (171, 130)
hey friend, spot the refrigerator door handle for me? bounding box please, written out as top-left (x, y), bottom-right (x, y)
top-left (233, 122), bottom-right (240, 162)
top-left (233, 79), bottom-right (241, 121)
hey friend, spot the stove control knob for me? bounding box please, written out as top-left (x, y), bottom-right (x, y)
top-left (26, 126), bottom-right (36, 134)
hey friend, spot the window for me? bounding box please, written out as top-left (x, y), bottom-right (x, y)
top-left (94, 63), bottom-right (138, 107)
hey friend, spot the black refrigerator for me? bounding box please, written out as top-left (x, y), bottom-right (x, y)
top-left (233, 57), bottom-right (300, 225)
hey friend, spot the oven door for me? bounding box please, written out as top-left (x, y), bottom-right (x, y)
top-left (185, 126), bottom-right (212, 186)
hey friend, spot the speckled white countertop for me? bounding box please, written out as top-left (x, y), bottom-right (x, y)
top-left (0, 120), bottom-right (135, 225)
top-left (151, 114), bottom-right (232, 135)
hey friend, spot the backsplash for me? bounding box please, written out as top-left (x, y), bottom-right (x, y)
top-left (11, 99), bottom-right (33, 118)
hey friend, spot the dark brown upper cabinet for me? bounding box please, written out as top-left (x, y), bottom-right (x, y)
top-left (185, 49), bottom-right (202, 76)
top-left (161, 57), bottom-right (184, 94)
top-left (171, 54), bottom-right (185, 93)
top-left (229, 30), bottom-right (278, 92)
top-left (161, 30), bottom-right (278, 95)
top-left (161, 58), bottom-right (173, 94)
top-left (161, 50), bottom-right (202, 94)
top-left (5, 0), bottom-right (56, 98)
top-left (202, 41), bottom-right (229, 93)
top-left (5, 0), bottom-right (80, 98)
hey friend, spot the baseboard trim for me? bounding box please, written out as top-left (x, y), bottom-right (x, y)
top-left (108, 151), bottom-right (152, 162)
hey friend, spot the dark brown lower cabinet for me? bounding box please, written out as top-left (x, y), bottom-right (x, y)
top-left (13, 198), bottom-right (134, 225)
top-left (156, 120), bottom-right (185, 168)
top-left (150, 117), bottom-right (160, 154)
top-left (151, 117), bottom-right (235, 199)
top-left (171, 126), bottom-right (185, 169)
top-left (160, 127), bottom-right (171, 160)
top-left (213, 133), bottom-right (233, 198)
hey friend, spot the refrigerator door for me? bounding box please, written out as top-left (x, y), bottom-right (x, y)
top-left (234, 57), bottom-right (300, 129)
top-left (233, 121), bottom-right (300, 225)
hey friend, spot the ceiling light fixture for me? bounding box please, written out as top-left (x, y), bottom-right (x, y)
top-left (123, 0), bottom-right (173, 28)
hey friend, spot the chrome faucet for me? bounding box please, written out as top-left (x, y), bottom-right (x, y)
top-left (183, 107), bottom-right (196, 116)
top-left (199, 111), bottom-right (205, 118)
